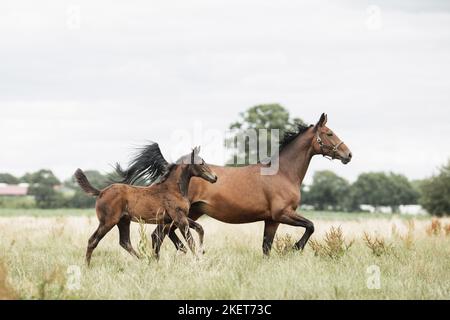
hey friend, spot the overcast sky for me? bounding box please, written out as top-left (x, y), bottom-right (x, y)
top-left (1, 0), bottom-right (449, 184)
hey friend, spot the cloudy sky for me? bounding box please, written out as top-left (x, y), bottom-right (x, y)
top-left (1, 0), bottom-right (449, 184)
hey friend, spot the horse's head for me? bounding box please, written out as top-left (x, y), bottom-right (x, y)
top-left (312, 113), bottom-right (352, 164)
top-left (179, 147), bottom-right (218, 183)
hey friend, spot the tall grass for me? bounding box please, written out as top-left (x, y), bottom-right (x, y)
top-left (0, 215), bottom-right (449, 299)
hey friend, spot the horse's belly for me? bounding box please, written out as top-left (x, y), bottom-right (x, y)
top-left (194, 189), bottom-right (270, 224)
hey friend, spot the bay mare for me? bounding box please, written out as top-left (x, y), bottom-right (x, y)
top-left (76, 147), bottom-right (218, 265)
top-left (117, 113), bottom-right (352, 255)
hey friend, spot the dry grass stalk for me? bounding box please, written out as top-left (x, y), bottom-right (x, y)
top-left (36, 267), bottom-right (66, 300)
top-left (137, 218), bottom-right (154, 265)
top-left (0, 262), bottom-right (17, 300)
top-left (402, 220), bottom-right (415, 249)
top-left (426, 219), bottom-right (442, 236)
top-left (444, 224), bottom-right (450, 236)
top-left (363, 232), bottom-right (393, 256)
top-left (309, 226), bottom-right (354, 259)
top-left (274, 234), bottom-right (295, 255)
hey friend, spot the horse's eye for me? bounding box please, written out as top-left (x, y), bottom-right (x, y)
top-left (327, 132), bottom-right (333, 137)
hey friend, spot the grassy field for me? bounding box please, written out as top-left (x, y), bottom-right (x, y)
top-left (0, 209), bottom-right (449, 300)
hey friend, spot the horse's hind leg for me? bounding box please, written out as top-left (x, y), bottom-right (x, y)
top-left (274, 209), bottom-right (315, 251)
top-left (86, 222), bottom-right (115, 266)
top-left (117, 216), bottom-right (140, 259)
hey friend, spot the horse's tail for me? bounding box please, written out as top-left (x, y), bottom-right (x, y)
top-left (74, 169), bottom-right (101, 197)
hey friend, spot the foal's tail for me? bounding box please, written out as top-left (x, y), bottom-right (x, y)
top-left (74, 169), bottom-right (101, 197)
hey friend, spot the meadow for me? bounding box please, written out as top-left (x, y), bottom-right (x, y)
top-left (0, 209), bottom-right (449, 300)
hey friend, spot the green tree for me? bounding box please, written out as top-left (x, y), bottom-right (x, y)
top-left (226, 104), bottom-right (306, 166)
top-left (22, 169), bottom-right (60, 186)
top-left (66, 170), bottom-right (109, 208)
top-left (28, 184), bottom-right (66, 209)
top-left (25, 169), bottom-right (64, 209)
top-left (419, 160), bottom-right (450, 216)
top-left (388, 173), bottom-right (419, 212)
top-left (305, 171), bottom-right (350, 211)
top-left (0, 173), bottom-right (20, 184)
top-left (351, 173), bottom-right (392, 211)
top-left (351, 172), bottom-right (419, 213)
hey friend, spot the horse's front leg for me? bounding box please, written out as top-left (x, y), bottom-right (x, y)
top-left (187, 218), bottom-right (205, 255)
top-left (262, 220), bottom-right (280, 256)
top-left (273, 208), bottom-right (315, 251)
top-left (152, 223), bottom-right (187, 254)
top-left (162, 205), bottom-right (205, 254)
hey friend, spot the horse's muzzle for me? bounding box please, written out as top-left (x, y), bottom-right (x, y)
top-left (341, 152), bottom-right (352, 165)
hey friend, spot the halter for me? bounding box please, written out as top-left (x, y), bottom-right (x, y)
top-left (316, 131), bottom-right (344, 161)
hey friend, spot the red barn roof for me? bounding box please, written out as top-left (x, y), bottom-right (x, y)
top-left (0, 185), bottom-right (28, 196)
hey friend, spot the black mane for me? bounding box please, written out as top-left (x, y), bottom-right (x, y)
top-left (279, 124), bottom-right (313, 152)
top-left (114, 143), bottom-right (171, 185)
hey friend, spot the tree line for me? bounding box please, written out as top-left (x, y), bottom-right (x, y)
top-left (301, 170), bottom-right (419, 213)
top-left (0, 169), bottom-right (111, 209)
top-left (1, 163), bottom-right (449, 216)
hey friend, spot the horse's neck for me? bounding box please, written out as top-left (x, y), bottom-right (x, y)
top-left (156, 166), bottom-right (190, 197)
top-left (279, 132), bottom-right (315, 185)
top-left (176, 166), bottom-right (192, 197)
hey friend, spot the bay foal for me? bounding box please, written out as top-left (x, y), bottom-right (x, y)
top-left (75, 147), bottom-right (217, 265)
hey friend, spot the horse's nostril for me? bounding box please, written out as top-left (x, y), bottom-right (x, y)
top-left (348, 153), bottom-right (353, 159)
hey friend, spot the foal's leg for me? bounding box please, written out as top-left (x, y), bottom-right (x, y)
top-left (168, 225), bottom-right (188, 253)
top-left (273, 209), bottom-right (315, 251)
top-left (152, 219), bottom-right (204, 257)
top-left (165, 206), bottom-right (205, 252)
top-left (262, 220), bottom-right (280, 256)
top-left (117, 216), bottom-right (140, 259)
top-left (170, 210), bottom-right (197, 256)
top-left (177, 222), bottom-right (197, 256)
top-left (151, 220), bottom-right (187, 254)
top-left (86, 222), bottom-right (116, 266)
top-left (187, 219), bottom-right (205, 254)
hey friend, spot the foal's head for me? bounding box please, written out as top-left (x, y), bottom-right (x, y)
top-left (177, 147), bottom-right (218, 183)
top-left (312, 113), bottom-right (353, 164)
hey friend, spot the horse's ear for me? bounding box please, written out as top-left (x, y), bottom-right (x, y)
top-left (315, 113), bottom-right (327, 128)
top-left (191, 149), bottom-right (195, 164)
top-left (194, 146), bottom-right (201, 155)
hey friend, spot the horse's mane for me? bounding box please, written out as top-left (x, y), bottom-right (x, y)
top-left (114, 143), bottom-right (194, 186)
top-left (114, 143), bottom-right (172, 185)
top-left (279, 124), bottom-right (313, 152)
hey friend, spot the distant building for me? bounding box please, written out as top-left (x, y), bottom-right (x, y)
top-left (0, 183), bottom-right (29, 196)
top-left (359, 204), bottom-right (427, 215)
